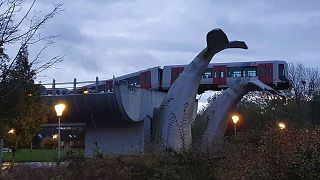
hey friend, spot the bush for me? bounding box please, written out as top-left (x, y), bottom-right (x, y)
top-left (41, 136), bottom-right (57, 149)
top-left (3, 127), bottom-right (320, 179)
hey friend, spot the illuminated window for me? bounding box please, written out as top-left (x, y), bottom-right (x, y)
top-left (202, 69), bottom-right (212, 78)
top-left (227, 67), bottom-right (241, 77)
top-left (233, 71), bottom-right (241, 77)
top-left (247, 70), bottom-right (257, 77)
top-left (220, 71), bottom-right (225, 78)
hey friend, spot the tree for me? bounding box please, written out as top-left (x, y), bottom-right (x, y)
top-left (0, 0), bottom-right (63, 167)
top-left (2, 46), bottom-right (49, 150)
top-left (288, 62), bottom-right (320, 101)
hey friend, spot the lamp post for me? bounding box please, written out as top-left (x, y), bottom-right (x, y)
top-left (232, 115), bottom-right (240, 135)
top-left (8, 128), bottom-right (16, 163)
top-left (55, 103), bottom-right (65, 159)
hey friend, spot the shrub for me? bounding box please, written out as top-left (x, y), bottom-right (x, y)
top-left (41, 136), bottom-right (57, 149)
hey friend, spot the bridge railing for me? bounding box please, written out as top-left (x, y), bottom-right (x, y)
top-left (40, 76), bottom-right (116, 96)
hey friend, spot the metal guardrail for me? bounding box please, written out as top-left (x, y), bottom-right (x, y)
top-left (40, 76), bottom-right (116, 96)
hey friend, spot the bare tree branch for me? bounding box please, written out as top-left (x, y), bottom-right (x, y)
top-left (0, 0), bottom-right (64, 98)
top-left (3, 0), bottom-right (36, 43)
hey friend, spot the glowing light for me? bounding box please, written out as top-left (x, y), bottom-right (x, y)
top-left (8, 129), bottom-right (15, 134)
top-left (83, 90), bottom-right (89, 94)
top-left (232, 115), bottom-right (240, 124)
top-left (278, 122), bottom-right (286, 130)
top-left (55, 103), bottom-right (65, 117)
top-left (52, 134), bottom-right (58, 139)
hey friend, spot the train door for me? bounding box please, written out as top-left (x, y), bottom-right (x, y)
top-left (258, 63), bottom-right (273, 84)
top-left (140, 71), bottom-right (151, 89)
top-left (213, 65), bottom-right (227, 85)
top-left (171, 67), bottom-right (184, 85)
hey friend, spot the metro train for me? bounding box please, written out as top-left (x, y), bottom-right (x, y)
top-left (87, 60), bottom-right (289, 94)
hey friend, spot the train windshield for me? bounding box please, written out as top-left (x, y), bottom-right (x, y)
top-left (278, 64), bottom-right (286, 80)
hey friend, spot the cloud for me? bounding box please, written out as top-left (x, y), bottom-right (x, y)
top-left (8, 0), bottom-right (318, 86)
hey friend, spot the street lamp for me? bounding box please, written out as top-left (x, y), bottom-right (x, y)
top-left (278, 122), bottom-right (286, 130)
top-left (52, 134), bottom-right (58, 140)
top-left (54, 103), bottom-right (65, 158)
top-left (8, 129), bottom-right (15, 134)
top-left (232, 115), bottom-right (240, 135)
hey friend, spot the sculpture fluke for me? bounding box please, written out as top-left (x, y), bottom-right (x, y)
top-left (206, 29), bottom-right (248, 53)
top-left (226, 41), bottom-right (248, 49)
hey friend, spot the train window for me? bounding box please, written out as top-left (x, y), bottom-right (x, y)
top-left (268, 69), bottom-right (273, 76)
top-left (247, 70), bottom-right (257, 77)
top-left (127, 75), bottom-right (140, 86)
top-left (227, 67), bottom-right (242, 77)
top-left (279, 64), bottom-right (285, 77)
top-left (202, 69), bottom-right (212, 78)
top-left (220, 71), bottom-right (225, 78)
top-left (233, 71), bottom-right (241, 77)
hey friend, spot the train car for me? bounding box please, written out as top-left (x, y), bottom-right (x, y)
top-left (94, 66), bottom-right (162, 93)
top-left (78, 60), bottom-right (289, 94)
top-left (161, 60), bottom-right (289, 93)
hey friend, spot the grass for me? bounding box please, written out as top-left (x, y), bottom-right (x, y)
top-left (2, 148), bottom-right (84, 162)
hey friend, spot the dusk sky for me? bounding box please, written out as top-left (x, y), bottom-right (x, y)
top-left (6, 0), bottom-right (320, 106)
top-left (28, 0), bottom-right (319, 82)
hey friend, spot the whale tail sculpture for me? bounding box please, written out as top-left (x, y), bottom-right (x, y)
top-left (152, 28), bottom-right (248, 151)
top-left (197, 78), bottom-right (284, 153)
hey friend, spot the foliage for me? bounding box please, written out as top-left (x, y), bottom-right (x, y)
top-left (1, 46), bottom-right (49, 150)
top-left (192, 92), bottom-right (221, 148)
top-left (288, 62), bottom-right (320, 101)
top-left (234, 62), bottom-right (320, 132)
top-left (0, 0), bottom-right (62, 154)
top-left (215, 127), bottom-right (320, 179)
top-left (3, 127), bottom-right (320, 179)
top-left (41, 136), bottom-right (58, 149)
top-left (2, 149), bottom-right (82, 162)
